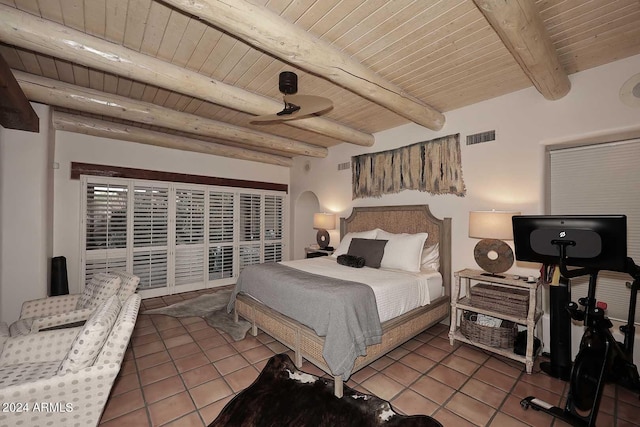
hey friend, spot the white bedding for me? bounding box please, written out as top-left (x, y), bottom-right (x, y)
top-left (279, 257), bottom-right (443, 323)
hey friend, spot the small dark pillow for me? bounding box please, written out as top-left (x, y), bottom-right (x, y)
top-left (347, 238), bottom-right (388, 268)
top-left (337, 254), bottom-right (366, 268)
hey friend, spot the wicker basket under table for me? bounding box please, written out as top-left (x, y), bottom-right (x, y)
top-left (460, 311), bottom-right (517, 349)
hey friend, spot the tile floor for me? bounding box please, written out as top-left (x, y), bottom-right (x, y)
top-left (99, 288), bottom-right (640, 426)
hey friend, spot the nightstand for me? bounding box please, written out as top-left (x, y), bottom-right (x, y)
top-left (305, 245), bottom-right (334, 258)
top-left (449, 268), bottom-right (543, 373)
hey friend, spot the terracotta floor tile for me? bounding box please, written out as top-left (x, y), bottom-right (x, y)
top-left (148, 391), bottom-right (196, 426)
top-left (489, 412), bottom-right (530, 427)
top-left (99, 407), bottom-right (149, 427)
top-left (99, 289), bottom-right (635, 427)
top-left (454, 344), bottom-right (491, 365)
top-left (473, 365), bottom-right (518, 392)
top-left (441, 353), bottom-right (480, 376)
top-left (369, 355), bottom-right (395, 371)
top-left (174, 352), bottom-right (210, 373)
top-left (204, 343), bottom-right (237, 362)
top-left (427, 364), bottom-right (469, 390)
top-left (415, 343), bottom-right (448, 362)
top-left (225, 365), bottom-right (260, 392)
top-left (142, 375), bottom-right (185, 403)
top-left (241, 344), bottom-right (275, 364)
top-left (445, 392), bottom-right (495, 426)
top-left (136, 350), bottom-right (171, 371)
top-left (110, 372), bottom-right (140, 396)
top-left (432, 408), bottom-right (477, 427)
top-left (164, 333), bottom-right (195, 349)
top-left (391, 389), bottom-right (439, 416)
top-left (139, 361), bottom-right (178, 386)
top-left (411, 375), bottom-right (456, 405)
top-left (189, 378), bottom-right (234, 409)
top-left (100, 388), bottom-right (145, 422)
top-left (168, 342), bottom-right (201, 359)
top-left (133, 340), bottom-right (166, 358)
top-left (159, 325), bottom-right (188, 338)
top-left (161, 411), bottom-right (205, 427)
top-left (461, 378), bottom-right (508, 408)
top-left (399, 352), bottom-right (437, 373)
top-left (199, 396), bottom-right (234, 425)
top-left (361, 373), bottom-right (405, 401)
top-left (181, 363), bottom-right (221, 388)
top-left (382, 361), bottom-right (421, 386)
top-left (213, 354), bottom-right (249, 376)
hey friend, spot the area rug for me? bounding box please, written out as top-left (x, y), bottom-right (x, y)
top-left (209, 354), bottom-right (443, 427)
top-left (143, 290), bottom-right (251, 341)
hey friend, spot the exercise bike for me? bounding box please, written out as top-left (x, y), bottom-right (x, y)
top-left (521, 241), bottom-right (640, 427)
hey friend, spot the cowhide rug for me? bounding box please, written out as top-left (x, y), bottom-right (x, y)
top-left (209, 354), bottom-right (443, 427)
top-left (142, 290), bottom-right (250, 341)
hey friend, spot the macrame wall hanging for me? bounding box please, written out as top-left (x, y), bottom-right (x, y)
top-left (351, 133), bottom-right (466, 199)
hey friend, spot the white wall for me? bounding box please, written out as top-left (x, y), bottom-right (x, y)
top-left (0, 103), bottom-right (54, 323)
top-left (291, 54), bottom-right (640, 281)
top-left (53, 131), bottom-right (290, 295)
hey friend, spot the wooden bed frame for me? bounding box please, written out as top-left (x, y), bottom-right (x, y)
top-left (234, 205), bottom-right (452, 397)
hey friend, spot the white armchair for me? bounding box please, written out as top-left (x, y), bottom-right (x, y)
top-left (8, 270), bottom-right (139, 336)
top-left (0, 293), bottom-right (141, 427)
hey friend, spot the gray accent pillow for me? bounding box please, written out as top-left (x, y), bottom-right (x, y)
top-left (347, 238), bottom-right (388, 268)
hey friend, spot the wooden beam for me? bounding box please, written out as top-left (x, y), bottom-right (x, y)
top-left (16, 71), bottom-right (326, 158)
top-left (473, 0), bottom-right (571, 100)
top-left (70, 161), bottom-right (288, 192)
top-left (0, 53), bottom-right (38, 132)
top-left (54, 112), bottom-right (292, 167)
top-left (0, 5), bottom-right (373, 146)
top-left (163, 0), bottom-right (445, 131)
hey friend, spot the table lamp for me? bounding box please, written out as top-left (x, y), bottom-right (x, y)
top-left (469, 210), bottom-right (520, 278)
top-left (313, 213), bottom-right (336, 249)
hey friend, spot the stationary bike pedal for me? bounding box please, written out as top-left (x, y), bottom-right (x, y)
top-left (566, 302), bottom-right (585, 321)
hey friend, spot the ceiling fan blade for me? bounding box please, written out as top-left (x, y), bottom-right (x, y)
top-left (251, 95), bottom-right (333, 123)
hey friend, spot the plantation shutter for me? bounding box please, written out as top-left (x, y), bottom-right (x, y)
top-left (133, 184), bottom-right (169, 290)
top-left (263, 194), bottom-right (284, 263)
top-left (549, 139), bottom-right (640, 322)
top-left (83, 181), bottom-right (128, 283)
top-left (239, 193), bottom-right (261, 270)
top-left (209, 191), bottom-right (235, 280)
top-left (174, 187), bottom-right (206, 286)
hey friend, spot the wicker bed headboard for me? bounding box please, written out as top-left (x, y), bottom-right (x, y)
top-left (340, 205), bottom-right (452, 296)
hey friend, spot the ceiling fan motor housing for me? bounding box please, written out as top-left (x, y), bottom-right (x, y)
top-left (279, 71), bottom-right (298, 95)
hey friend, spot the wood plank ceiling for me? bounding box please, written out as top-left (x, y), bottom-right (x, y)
top-left (0, 0), bottom-right (639, 166)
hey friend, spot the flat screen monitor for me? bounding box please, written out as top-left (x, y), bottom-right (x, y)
top-left (512, 215), bottom-right (627, 272)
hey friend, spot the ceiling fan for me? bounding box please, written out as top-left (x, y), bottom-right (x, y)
top-left (251, 71), bottom-right (333, 123)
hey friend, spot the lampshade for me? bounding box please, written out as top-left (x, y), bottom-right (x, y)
top-left (313, 213), bottom-right (336, 230)
top-left (469, 210), bottom-right (520, 240)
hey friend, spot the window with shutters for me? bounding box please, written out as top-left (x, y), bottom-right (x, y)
top-left (548, 139), bottom-right (640, 323)
top-left (133, 184), bottom-right (169, 290)
top-left (80, 176), bottom-right (287, 296)
top-left (83, 182), bottom-right (128, 282)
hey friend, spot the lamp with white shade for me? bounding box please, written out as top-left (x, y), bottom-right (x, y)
top-left (469, 210), bottom-right (521, 278)
top-left (313, 213), bottom-right (336, 249)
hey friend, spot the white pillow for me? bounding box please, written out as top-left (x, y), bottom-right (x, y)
top-left (331, 230), bottom-right (378, 258)
top-left (376, 230), bottom-right (428, 272)
top-left (421, 243), bottom-right (440, 271)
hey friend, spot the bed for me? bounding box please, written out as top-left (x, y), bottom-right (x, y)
top-left (232, 205), bottom-right (451, 397)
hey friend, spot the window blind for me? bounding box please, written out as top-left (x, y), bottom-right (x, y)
top-left (549, 139), bottom-right (640, 322)
top-left (81, 176), bottom-right (287, 296)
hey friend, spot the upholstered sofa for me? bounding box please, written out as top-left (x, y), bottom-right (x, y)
top-left (8, 270), bottom-right (140, 336)
top-left (0, 293), bottom-right (141, 427)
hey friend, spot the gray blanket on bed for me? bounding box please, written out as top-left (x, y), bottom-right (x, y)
top-left (227, 262), bottom-right (383, 380)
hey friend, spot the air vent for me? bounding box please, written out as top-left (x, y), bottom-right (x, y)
top-left (466, 130), bottom-right (496, 145)
top-left (338, 161), bottom-right (351, 171)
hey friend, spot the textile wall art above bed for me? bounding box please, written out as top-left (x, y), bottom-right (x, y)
top-left (351, 133), bottom-right (466, 199)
